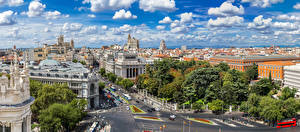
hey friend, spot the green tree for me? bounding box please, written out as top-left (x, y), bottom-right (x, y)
top-left (192, 99), bottom-right (205, 111)
top-left (144, 78), bottom-right (159, 95)
top-left (250, 78), bottom-right (273, 96)
top-left (99, 68), bottom-right (106, 77)
top-left (215, 62), bottom-right (230, 72)
top-left (246, 63), bottom-right (258, 81)
top-left (280, 87), bottom-right (297, 100)
top-left (259, 96), bottom-right (283, 126)
top-left (30, 80), bottom-right (43, 98)
top-left (106, 73), bottom-right (117, 83)
top-left (246, 93), bottom-right (261, 118)
top-left (39, 100), bottom-right (86, 132)
top-left (80, 60), bottom-right (86, 65)
top-left (183, 68), bottom-right (220, 102)
top-left (72, 59), bottom-right (78, 63)
top-left (119, 79), bottom-right (134, 90)
top-left (31, 83), bottom-right (77, 117)
top-left (209, 99), bottom-right (225, 114)
top-left (98, 82), bottom-right (105, 91)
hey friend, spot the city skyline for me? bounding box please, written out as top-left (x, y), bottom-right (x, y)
top-left (0, 0), bottom-right (299, 48)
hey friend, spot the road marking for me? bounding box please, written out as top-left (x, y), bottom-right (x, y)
top-left (213, 119), bottom-right (237, 127)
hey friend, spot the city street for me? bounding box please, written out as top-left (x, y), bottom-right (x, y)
top-left (89, 78), bottom-right (300, 132)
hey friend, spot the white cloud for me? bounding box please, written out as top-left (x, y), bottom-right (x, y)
top-left (272, 22), bottom-right (299, 30)
top-left (276, 14), bottom-right (300, 21)
top-left (44, 27), bottom-right (50, 32)
top-left (241, 0), bottom-right (284, 8)
top-left (112, 9), bottom-right (137, 20)
top-left (112, 24), bottom-right (136, 34)
top-left (139, 0), bottom-right (176, 12)
top-left (0, 10), bottom-right (16, 25)
top-left (294, 3), bottom-right (300, 10)
top-left (80, 26), bottom-right (98, 34)
top-left (44, 10), bottom-right (61, 20)
top-left (0, 0), bottom-right (24, 7)
top-left (248, 15), bottom-right (272, 30)
top-left (63, 23), bottom-right (83, 31)
top-left (171, 25), bottom-right (188, 33)
top-left (208, 2), bottom-right (244, 17)
top-left (88, 14), bottom-right (96, 18)
top-left (159, 16), bottom-right (172, 24)
top-left (82, 0), bottom-right (136, 12)
top-left (208, 16), bottom-right (244, 27)
top-left (170, 20), bottom-right (179, 28)
top-left (156, 25), bottom-right (165, 30)
top-left (101, 25), bottom-right (108, 30)
top-left (26, 0), bottom-right (46, 17)
top-left (179, 12), bottom-right (193, 23)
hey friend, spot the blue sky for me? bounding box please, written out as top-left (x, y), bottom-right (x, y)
top-left (0, 0), bottom-right (299, 48)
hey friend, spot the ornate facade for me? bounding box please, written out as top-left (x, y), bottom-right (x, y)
top-left (123, 34), bottom-right (139, 50)
top-left (0, 51), bottom-right (34, 132)
top-left (34, 35), bottom-right (75, 62)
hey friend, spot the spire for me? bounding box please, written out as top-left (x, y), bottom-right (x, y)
top-left (128, 34), bottom-right (131, 40)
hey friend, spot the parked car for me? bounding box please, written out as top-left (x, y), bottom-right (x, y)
top-left (135, 100), bottom-right (140, 103)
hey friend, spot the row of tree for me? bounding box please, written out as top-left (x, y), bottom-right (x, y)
top-left (30, 80), bottom-right (87, 131)
top-left (99, 68), bottom-right (134, 90)
top-left (240, 87), bottom-right (300, 126)
top-left (136, 59), bottom-right (258, 108)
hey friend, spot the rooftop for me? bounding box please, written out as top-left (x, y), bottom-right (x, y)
top-left (211, 55), bottom-right (300, 60)
top-left (258, 61), bottom-right (297, 66)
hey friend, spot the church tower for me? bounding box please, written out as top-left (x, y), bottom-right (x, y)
top-left (0, 48), bottom-right (34, 132)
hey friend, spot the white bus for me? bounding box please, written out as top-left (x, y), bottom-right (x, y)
top-left (123, 94), bottom-right (131, 101)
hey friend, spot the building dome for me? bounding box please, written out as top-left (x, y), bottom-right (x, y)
top-left (39, 59), bottom-right (60, 67)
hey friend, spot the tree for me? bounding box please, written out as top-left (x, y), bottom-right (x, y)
top-left (98, 82), bottom-right (105, 91)
top-left (99, 68), bottom-right (106, 77)
top-left (80, 60), bottom-right (86, 65)
top-left (119, 79), bottom-right (134, 90)
top-left (245, 93), bottom-right (261, 118)
top-left (209, 99), bottom-right (225, 114)
top-left (215, 62), bottom-right (230, 72)
top-left (280, 87), bottom-right (297, 100)
top-left (183, 68), bottom-right (220, 101)
top-left (259, 96), bottom-right (283, 126)
top-left (246, 63), bottom-right (258, 81)
top-left (144, 78), bottom-right (159, 95)
top-left (116, 77), bottom-right (123, 85)
top-left (192, 99), bottom-right (205, 111)
top-left (72, 59), bottom-right (78, 63)
top-left (39, 100), bottom-right (86, 132)
top-left (106, 73), bottom-right (117, 83)
top-left (250, 78), bottom-right (273, 96)
top-left (31, 83), bottom-right (77, 118)
top-left (30, 80), bottom-right (43, 98)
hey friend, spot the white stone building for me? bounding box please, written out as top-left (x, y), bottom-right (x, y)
top-left (283, 63), bottom-right (300, 98)
top-left (100, 51), bottom-right (153, 79)
top-left (28, 60), bottom-right (100, 109)
top-left (0, 52), bottom-right (34, 132)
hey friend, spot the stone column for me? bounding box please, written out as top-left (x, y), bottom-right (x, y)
top-left (27, 114), bottom-right (32, 132)
top-left (11, 120), bottom-right (22, 132)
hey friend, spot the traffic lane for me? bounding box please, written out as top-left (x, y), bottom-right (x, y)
top-left (98, 111), bottom-right (138, 132)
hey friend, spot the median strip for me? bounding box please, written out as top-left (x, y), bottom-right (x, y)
top-left (130, 105), bottom-right (146, 114)
top-left (134, 116), bottom-right (163, 122)
top-left (187, 118), bottom-right (218, 125)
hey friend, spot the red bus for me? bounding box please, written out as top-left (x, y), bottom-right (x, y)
top-left (277, 118), bottom-right (297, 128)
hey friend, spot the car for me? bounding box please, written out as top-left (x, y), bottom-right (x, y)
top-left (135, 100), bottom-right (140, 103)
top-left (147, 109), bottom-right (153, 112)
top-left (169, 115), bottom-right (176, 121)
